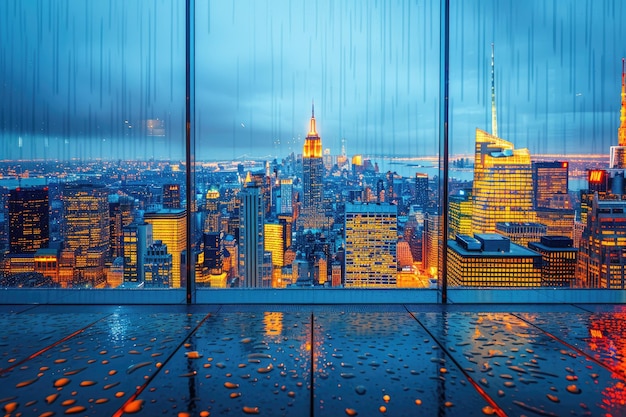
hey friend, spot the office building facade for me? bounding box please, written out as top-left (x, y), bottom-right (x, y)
top-left (344, 202), bottom-right (397, 287)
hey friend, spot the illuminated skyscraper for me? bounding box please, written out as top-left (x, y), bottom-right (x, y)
top-left (238, 184), bottom-right (265, 287)
top-left (109, 195), bottom-right (136, 259)
top-left (278, 178), bottom-right (293, 215)
top-left (163, 184), bottom-right (181, 209)
top-left (264, 222), bottom-right (285, 267)
top-left (144, 209), bottom-right (186, 288)
top-left (471, 132), bottom-right (536, 233)
top-left (533, 161), bottom-right (570, 209)
top-left (62, 183), bottom-right (110, 254)
top-left (447, 234), bottom-right (542, 287)
top-left (471, 46), bottom-right (536, 233)
top-left (122, 221), bottom-right (153, 285)
top-left (204, 187), bottom-right (221, 233)
top-left (144, 240), bottom-right (172, 288)
top-left (9, 187), bottom-right (49, 254)
top-left (414, 173), bottom-right (429, 208)
top-left (344, 202), bottom-right (397, 287)
top-left (203, 232), bottom-right (223, 275)
top-left (423, 212), bottom-right (441, 277)
top-left (300, 103), bottom-right (325, 229)
top-left (448, 190), bottom-right (472, 239)
top-left (610, 58), bottom-right (626, 168)
top-left (528, 236), bottom-right (577, 287)
top-left (577, 195), bottom-right (626, 288)
top-left (577, 60), bottom-right (626, 288)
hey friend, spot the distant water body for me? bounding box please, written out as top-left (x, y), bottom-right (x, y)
top-left (0, 164), bottom-right (587, 192)
top-left (374, 160), bottom-right (587, 191)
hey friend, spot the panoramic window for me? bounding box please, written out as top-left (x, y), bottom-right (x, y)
top-left (1, 0), bottom-right (625, 300)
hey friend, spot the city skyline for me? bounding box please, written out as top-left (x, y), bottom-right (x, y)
top-left (1, 0), bottom-right (625, 161)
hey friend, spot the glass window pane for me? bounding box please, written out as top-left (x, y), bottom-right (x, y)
top-left (447, 0), bottom-right (625, 292)
top-left (195, 0), bottom-right (441, 290)
top-left (0, 1), bottom-right (186, 291)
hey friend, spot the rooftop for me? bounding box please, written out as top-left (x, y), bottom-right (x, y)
top-left (1, 297), bottom-right (625, 416)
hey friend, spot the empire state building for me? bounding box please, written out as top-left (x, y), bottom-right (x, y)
top-left (300, 104), bottom-right (325, 229)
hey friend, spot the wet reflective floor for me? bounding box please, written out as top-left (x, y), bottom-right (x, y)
top-left (1, 304), bottom-right (625, 416)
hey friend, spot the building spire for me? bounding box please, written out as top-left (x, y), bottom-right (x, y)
top-left (309, 100), bottom-right (317, 135)
top-left (491, 43), bottom-right (498, 138)
top-left (617, 58), bottom-right (626, 146)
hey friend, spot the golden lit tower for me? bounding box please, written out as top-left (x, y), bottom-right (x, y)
top-left (143, 209), bottom-right (186, 288)
top-left (344, 202), bottom-right (398, 287)
top-left (610, 58), bottom-right (626, 168)
top-left (471, 46), bottom-right (536, 233)
top-left (63, 183), bottom-right (110, 254)
top-left (617, 58), bottom-right (626, 146)
top-left (301, 102), bottom-right (325, 229)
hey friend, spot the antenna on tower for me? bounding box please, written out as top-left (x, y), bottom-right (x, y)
top-left (491, 43), bottom-right (498, 137)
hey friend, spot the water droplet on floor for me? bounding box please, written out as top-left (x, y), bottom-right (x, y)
top-left (54, 377), bottom-right (70, 387)
top-left (258, 364), bottom-right (273, 374)
top-left (123, 399), bottom-right (144, 413)
top-left (3, 402), bottom-right (18, 413)
top-left (126, 362), bottom-right (152, 374)
top-left (566, 385), bottom-right (581, 394)
top-left (16, 377), bottom-right (39, 388)
top-left (65, 405), bottom-right (87, 414)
